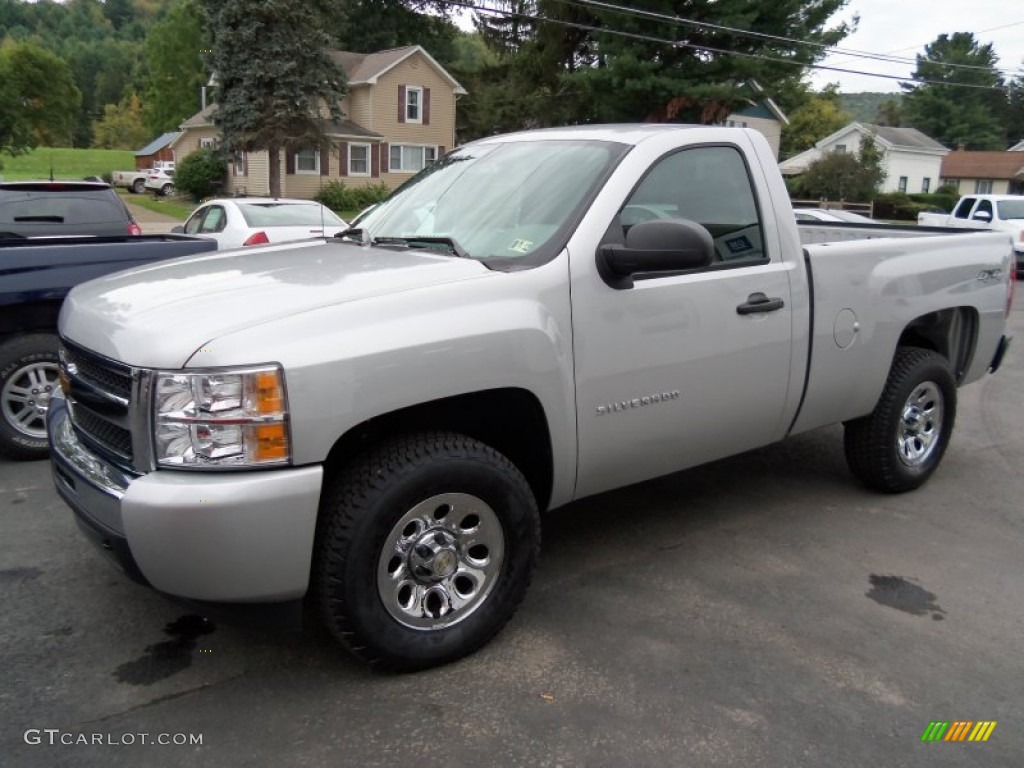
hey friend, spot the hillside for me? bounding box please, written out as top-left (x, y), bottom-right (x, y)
top-left (837, 92), bottom-right (903, 124)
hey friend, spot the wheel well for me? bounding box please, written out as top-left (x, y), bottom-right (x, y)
top-left (323, 388), bottom-right (554, 510)
top-left (896, 307), bottom-right (977, 382)
top-left (0, 301), bottom-right (61, 342)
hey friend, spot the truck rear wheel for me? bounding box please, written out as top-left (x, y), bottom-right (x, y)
top-left (316, 432), bottom-right (540, 671)
top-left (843, 347), bottom-right (956, 493)
top-left (132, 179), bottom-right (145, 194)
top-left (0, 334), bottom-right (60, 460)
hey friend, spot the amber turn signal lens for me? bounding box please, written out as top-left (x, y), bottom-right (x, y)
top-left (252, 424), bottom-right (288, 461)
top-left (254, 371), bottom-right (284, 414)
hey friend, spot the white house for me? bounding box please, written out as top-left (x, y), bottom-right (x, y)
top-left (779, 122), bottom-right (949, 194)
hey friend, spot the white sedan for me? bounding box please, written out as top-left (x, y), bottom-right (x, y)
top-left (176, 198), bottom-right (348, 249)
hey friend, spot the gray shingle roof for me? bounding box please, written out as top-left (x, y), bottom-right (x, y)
top-left (860, 123), bottom-right (946, 151)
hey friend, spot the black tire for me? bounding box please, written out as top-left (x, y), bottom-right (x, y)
top-left (0, 334), bottom-right (60, 461)
top-left (132, 179), bottom-right (145, 194)
top-left (844, 347), bottom-right (957, 493)
top-left (316, 431), bottom-right (540, 671)
top-left (160, 183), bottom-right (174, 197)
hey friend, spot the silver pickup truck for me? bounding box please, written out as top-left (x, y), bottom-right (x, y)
top-left (47, 125), bottom-right (1014, 671)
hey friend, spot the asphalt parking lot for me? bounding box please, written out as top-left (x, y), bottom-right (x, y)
top-left (2, 307), bottom-right (1022, 768)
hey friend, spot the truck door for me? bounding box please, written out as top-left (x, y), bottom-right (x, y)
top-left (570, 144), bottom-right (796, 498)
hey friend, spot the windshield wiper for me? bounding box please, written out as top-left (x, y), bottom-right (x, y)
top-left (371, 235), bottom-right (469, 259)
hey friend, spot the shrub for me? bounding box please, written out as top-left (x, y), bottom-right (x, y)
top-left (175, 147), bottom-right (227, 202)
top-left (314, 180), bottom-right (391, 213)
top-left (101, 171), bottom-right (113, 185)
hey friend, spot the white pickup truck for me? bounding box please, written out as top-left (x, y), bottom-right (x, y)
top-left (918, 194), bottom-right (1024, 275)
top-left (47, 125), bottom-right (1014, 671)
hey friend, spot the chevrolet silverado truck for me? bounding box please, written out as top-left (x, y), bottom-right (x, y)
top-left (918, 194), bottom-right (1024, 275)
top-left (47, 126), bottom-right (1015, 671)
top-left (0, 235), bottom-right (218, 459)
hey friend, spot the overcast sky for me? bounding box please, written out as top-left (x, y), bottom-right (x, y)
top-left (809, 0), bottom-right (1024, 92)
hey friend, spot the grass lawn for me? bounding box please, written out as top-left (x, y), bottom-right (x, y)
top-left (117, 190), bottom-right (195, 221)
top-left (0, 147), bottom-right (134, 181)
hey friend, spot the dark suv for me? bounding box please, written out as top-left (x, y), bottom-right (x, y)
top-left (0, 181), bottom-right (142, 238)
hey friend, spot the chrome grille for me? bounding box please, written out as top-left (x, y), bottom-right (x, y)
top-left (71, 403), bottom-right (133, 459)
top-left (63, 345), bottom-right (132, 399)
top-left (60, 341), bottom-right (138, 467)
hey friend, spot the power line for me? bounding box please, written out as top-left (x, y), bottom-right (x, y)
top-left (444, 0), bottom-right (1010, 91)
top-left (551, 0), bottom-right (1020, 77)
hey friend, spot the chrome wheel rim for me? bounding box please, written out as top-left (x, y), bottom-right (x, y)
top-left (377, 493), bottom-right (505, 631)
top-left (897, 381), bottom-right (944, 468)
top-left (1, 361), bottom-right (60, 439)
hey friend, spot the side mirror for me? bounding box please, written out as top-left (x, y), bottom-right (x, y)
top-left (170, 225), bottom-right (185, 234)
top-left (597, 218), bottom-right (715, 289)
top-left (972, 210), bottom-right (992, 223)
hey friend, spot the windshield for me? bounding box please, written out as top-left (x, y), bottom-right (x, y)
top-left (354, 139), bottom-right (628, 267)
top-left (240, 203), bottom-right (344, 227)
top-left (996, 200), bottom-right (1024, 220)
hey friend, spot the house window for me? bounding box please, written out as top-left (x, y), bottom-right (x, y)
top-left (200, 137), bottom-right (217, 149)
top-left (835, 144), bottom-right (847, 154)
top-left (295, 148), bottom-right (319, 174)
top-left (921, 177), bottom-right (930, 193)
top-left (898, 176), bottom-right (908, 193)
top-left (405, 86), bottom-right (423, 124)
top-left (349, 144), bottom-right (370, 176)
top-left (974, 179), bottom-right (993, 194)
top-left (233, 151), bottom-right (247, 177)
top-left (389, 144), bottom-right (436, 173)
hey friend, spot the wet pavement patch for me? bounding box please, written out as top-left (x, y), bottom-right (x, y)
top-left (113, 615), bottom-right (216, 685)
top-left (867, 575), bottom-right (945, 620)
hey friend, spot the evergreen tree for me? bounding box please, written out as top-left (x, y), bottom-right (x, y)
top-left (198, 0), bottom-right (348, 197)
top-left (901, 33), bottom-right (1006, 150)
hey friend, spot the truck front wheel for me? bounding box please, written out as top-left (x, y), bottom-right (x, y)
top-left (0, 334), bottom-right (60, 460)
top-left (316, 432), bottom-right (540, 671)
top-left (843, 347), bottom-right (957, 493)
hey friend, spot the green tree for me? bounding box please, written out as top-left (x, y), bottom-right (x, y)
top-left (0, 39), bottom-right (82, 164)
top-left (901, 33), bottom-right (1006, 150)
top-left (142, 0), bottom-right (210, 135)
top-left (795, 133), bottom-right (886, 201)
top-left (781, 86), bottom-right (851, 158)
top-left (198, 0), bottom-right (349, 197)
top-left (92, 93), bottom-right (150, 149)
top-left (874, 98), bottom-right (904, 127)
top-left (174, 146), bottom-right (226, 201)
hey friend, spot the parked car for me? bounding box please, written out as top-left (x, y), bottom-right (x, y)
top-left (0, 234), bottom-right (219, 459)
top-left (48, 125), bottom-right (1014, 671)
top-left (113, 162), bottom-right (175, 194)
top-left (0, 181), bottom-right (142, 239)
top-left (174, 198), bottom-right (348, 249)
top-left (144, 168), bottom-right (175, 196)
top-left (918, 194), bottom-right (1024, 275)
top-left (794, 208), bottom-right (874, 223)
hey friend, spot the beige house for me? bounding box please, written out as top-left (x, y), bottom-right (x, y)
top-left (939, 151), bottom-right (1024, 196)
top-left (171, 45), bottom-right (466, 198)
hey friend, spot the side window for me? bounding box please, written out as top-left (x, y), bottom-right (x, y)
top-left (184, 207), bottom-right (207, 234)
top-left (953, 198), bottom-right (976, 219)
top-left (199, 205), bottom-right (226, 233)
top-left (619, 145), bottom-right (767, 266)
top-left (973, 199), bottom-right (993, 219)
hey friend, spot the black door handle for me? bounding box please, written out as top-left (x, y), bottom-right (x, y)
top-left (737, 292), bottom-right (785, 315)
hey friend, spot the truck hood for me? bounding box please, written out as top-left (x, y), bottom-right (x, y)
top-left (60, 239), bottom-right (493, 367)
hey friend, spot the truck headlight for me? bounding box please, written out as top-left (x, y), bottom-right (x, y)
top-left (153, 366), bottom-right (290, 468)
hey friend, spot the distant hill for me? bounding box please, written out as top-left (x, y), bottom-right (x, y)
top-left (838, 93), bottom-right (903, 124)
